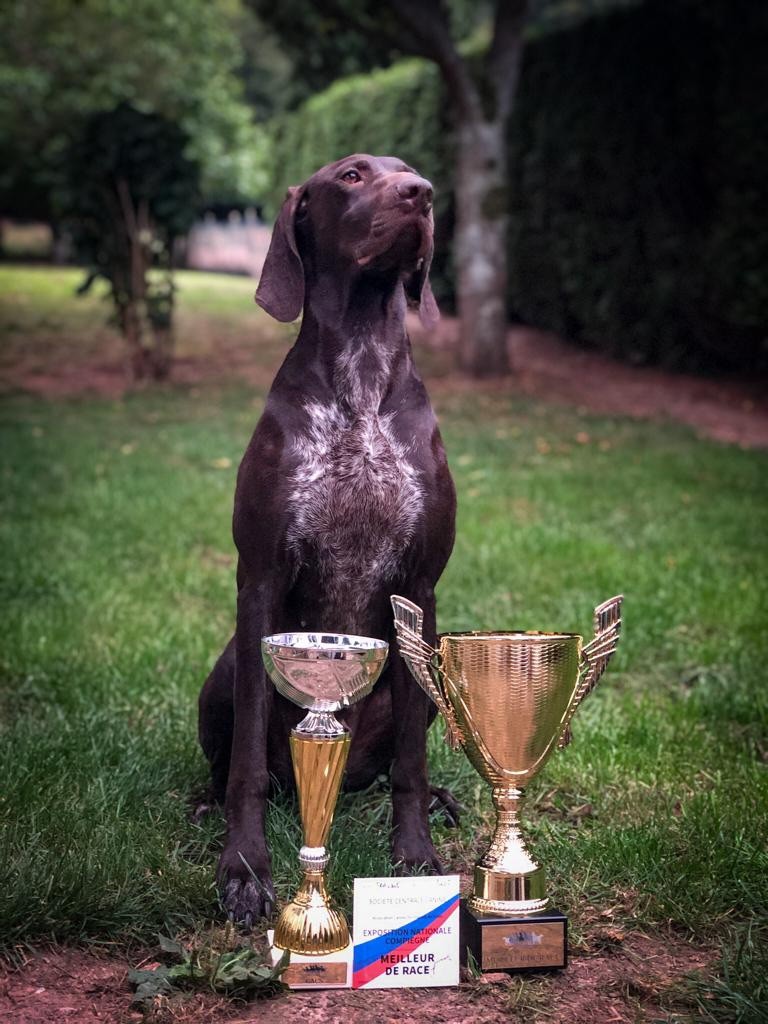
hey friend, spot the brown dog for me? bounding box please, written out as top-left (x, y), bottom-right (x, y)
top-left (198, 154), bottom-right (457, 925)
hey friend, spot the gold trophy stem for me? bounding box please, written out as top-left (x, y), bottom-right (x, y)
top-left (469, 787), bottom-right (548, 916)
top-left (273, 731), bottom-right (351, 955)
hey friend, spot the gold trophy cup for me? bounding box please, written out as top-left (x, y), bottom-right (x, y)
top-left (261, 631), bottom-right (388, 985)
top-left (390, 594), bottom-right (622, 972)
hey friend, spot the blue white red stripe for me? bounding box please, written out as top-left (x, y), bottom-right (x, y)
top-left (352, 892), bottom-right (459, 988)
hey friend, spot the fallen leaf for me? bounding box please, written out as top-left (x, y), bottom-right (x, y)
top-left (158, 934), bottom-right (186, 956)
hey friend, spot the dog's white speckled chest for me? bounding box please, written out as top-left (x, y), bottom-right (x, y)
top-left (287, 397), bottom-right (422, 624)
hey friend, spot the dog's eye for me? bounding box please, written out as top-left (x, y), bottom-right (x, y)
top-left (341, 169), bottom-right (362, 183)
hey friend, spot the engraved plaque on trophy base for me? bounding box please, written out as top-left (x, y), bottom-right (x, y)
top-left (268, 930), bottom-right (352, 989)
top-left (460, 904), bottom-right (567, 973)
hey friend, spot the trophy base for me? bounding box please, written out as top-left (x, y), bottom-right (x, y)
top-left (272, 867), bottom-right (351, 955)
top-left (268, 930), bottom-right (352, 989)
top-left (460, 903), bottom-right (567, 973)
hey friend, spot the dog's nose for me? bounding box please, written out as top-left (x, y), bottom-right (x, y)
top-left (396, 174), bottom-right (433, 210)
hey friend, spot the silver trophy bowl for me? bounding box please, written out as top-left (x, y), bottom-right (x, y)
top-left (261, 632), bottom-right (389, 734)
top-left (260, 631), bottom-right (389, 955)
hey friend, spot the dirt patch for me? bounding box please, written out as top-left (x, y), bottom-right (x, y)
top-left (414, 317), bottom-right (768, 449)
top-left (543, 931), bottom-right (714, 1023)
top-left (3, 306), bottom-right (767, 449)
top-left (0, 930), bottom-right (716, 1024)
top-left (0, 948), bottom-right (131, 1024)
top-left (0, 314), bottom-right (282, 400)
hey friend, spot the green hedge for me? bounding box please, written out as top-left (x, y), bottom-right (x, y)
top-left (265, 0), bottom-right (767, 371)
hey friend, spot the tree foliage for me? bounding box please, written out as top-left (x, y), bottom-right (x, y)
top-left (60, 103), bottom-right (200, 379)
top-left (0, 0), bottom-right (267, 216)
top-left (246, 0), bottom-right (489, 100)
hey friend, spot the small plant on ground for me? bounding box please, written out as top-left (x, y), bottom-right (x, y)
top-left (129, 926), bottom-right (288, 1012)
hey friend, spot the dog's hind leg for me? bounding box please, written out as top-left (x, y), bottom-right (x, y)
top-left (429, 785), bottom-right (463, 828)
top-left (198, 636), bottom-right (235, 806)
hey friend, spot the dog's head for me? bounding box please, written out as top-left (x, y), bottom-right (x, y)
top-left (256, 154), bottom-right (439, 329)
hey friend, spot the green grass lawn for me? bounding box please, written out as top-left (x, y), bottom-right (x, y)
top-left (1, 266), bottom-right (767, 1020)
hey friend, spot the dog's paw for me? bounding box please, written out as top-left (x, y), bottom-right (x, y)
top-left (222, 876), bottom-right (275, 929)
top-left (429, 785), bottom-right (463, 828)
top-left (217, 847), bottom-right (275, 929)
top-left (392, 837), bottom-right (445, 876)
top-left (190, 799), bottom-right (218, 825)
top-left (187, 784), bottom-right (222, 824)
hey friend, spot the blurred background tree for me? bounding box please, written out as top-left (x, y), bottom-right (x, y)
top-left (60, 103), bottom-right (200, 380)
top-left (0, 0), bottom-right (268, 223)
top-left (0, 0), bottom-right (271, 378)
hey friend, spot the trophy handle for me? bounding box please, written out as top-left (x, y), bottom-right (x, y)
top-left (558, 594), bottom-right (623, 748)
top-left (390, 595), bottom-right (464, 750)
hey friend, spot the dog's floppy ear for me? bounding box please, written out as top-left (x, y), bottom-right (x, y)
top-left (404, 251), bottom-right (440, 330)
top-left (255, 185), bottom-right (305, 322)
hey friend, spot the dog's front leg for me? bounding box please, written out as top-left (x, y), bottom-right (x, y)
top-left (217, 579), bottom-right (279, 926)
top-left (389, 585), bottom-right (443, 873)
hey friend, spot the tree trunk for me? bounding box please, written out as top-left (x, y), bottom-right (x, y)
top-left (147, 325), bottom-right (174, 380)
top-left (454, 116), bottom-right (510, 377)
top-left (116, 296), bottom-right (150, 379)
top-left (117, 307), bottom-right (174, 380)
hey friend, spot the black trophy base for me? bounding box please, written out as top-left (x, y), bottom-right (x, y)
top-left (460, 902), bottom-right (568, 973)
